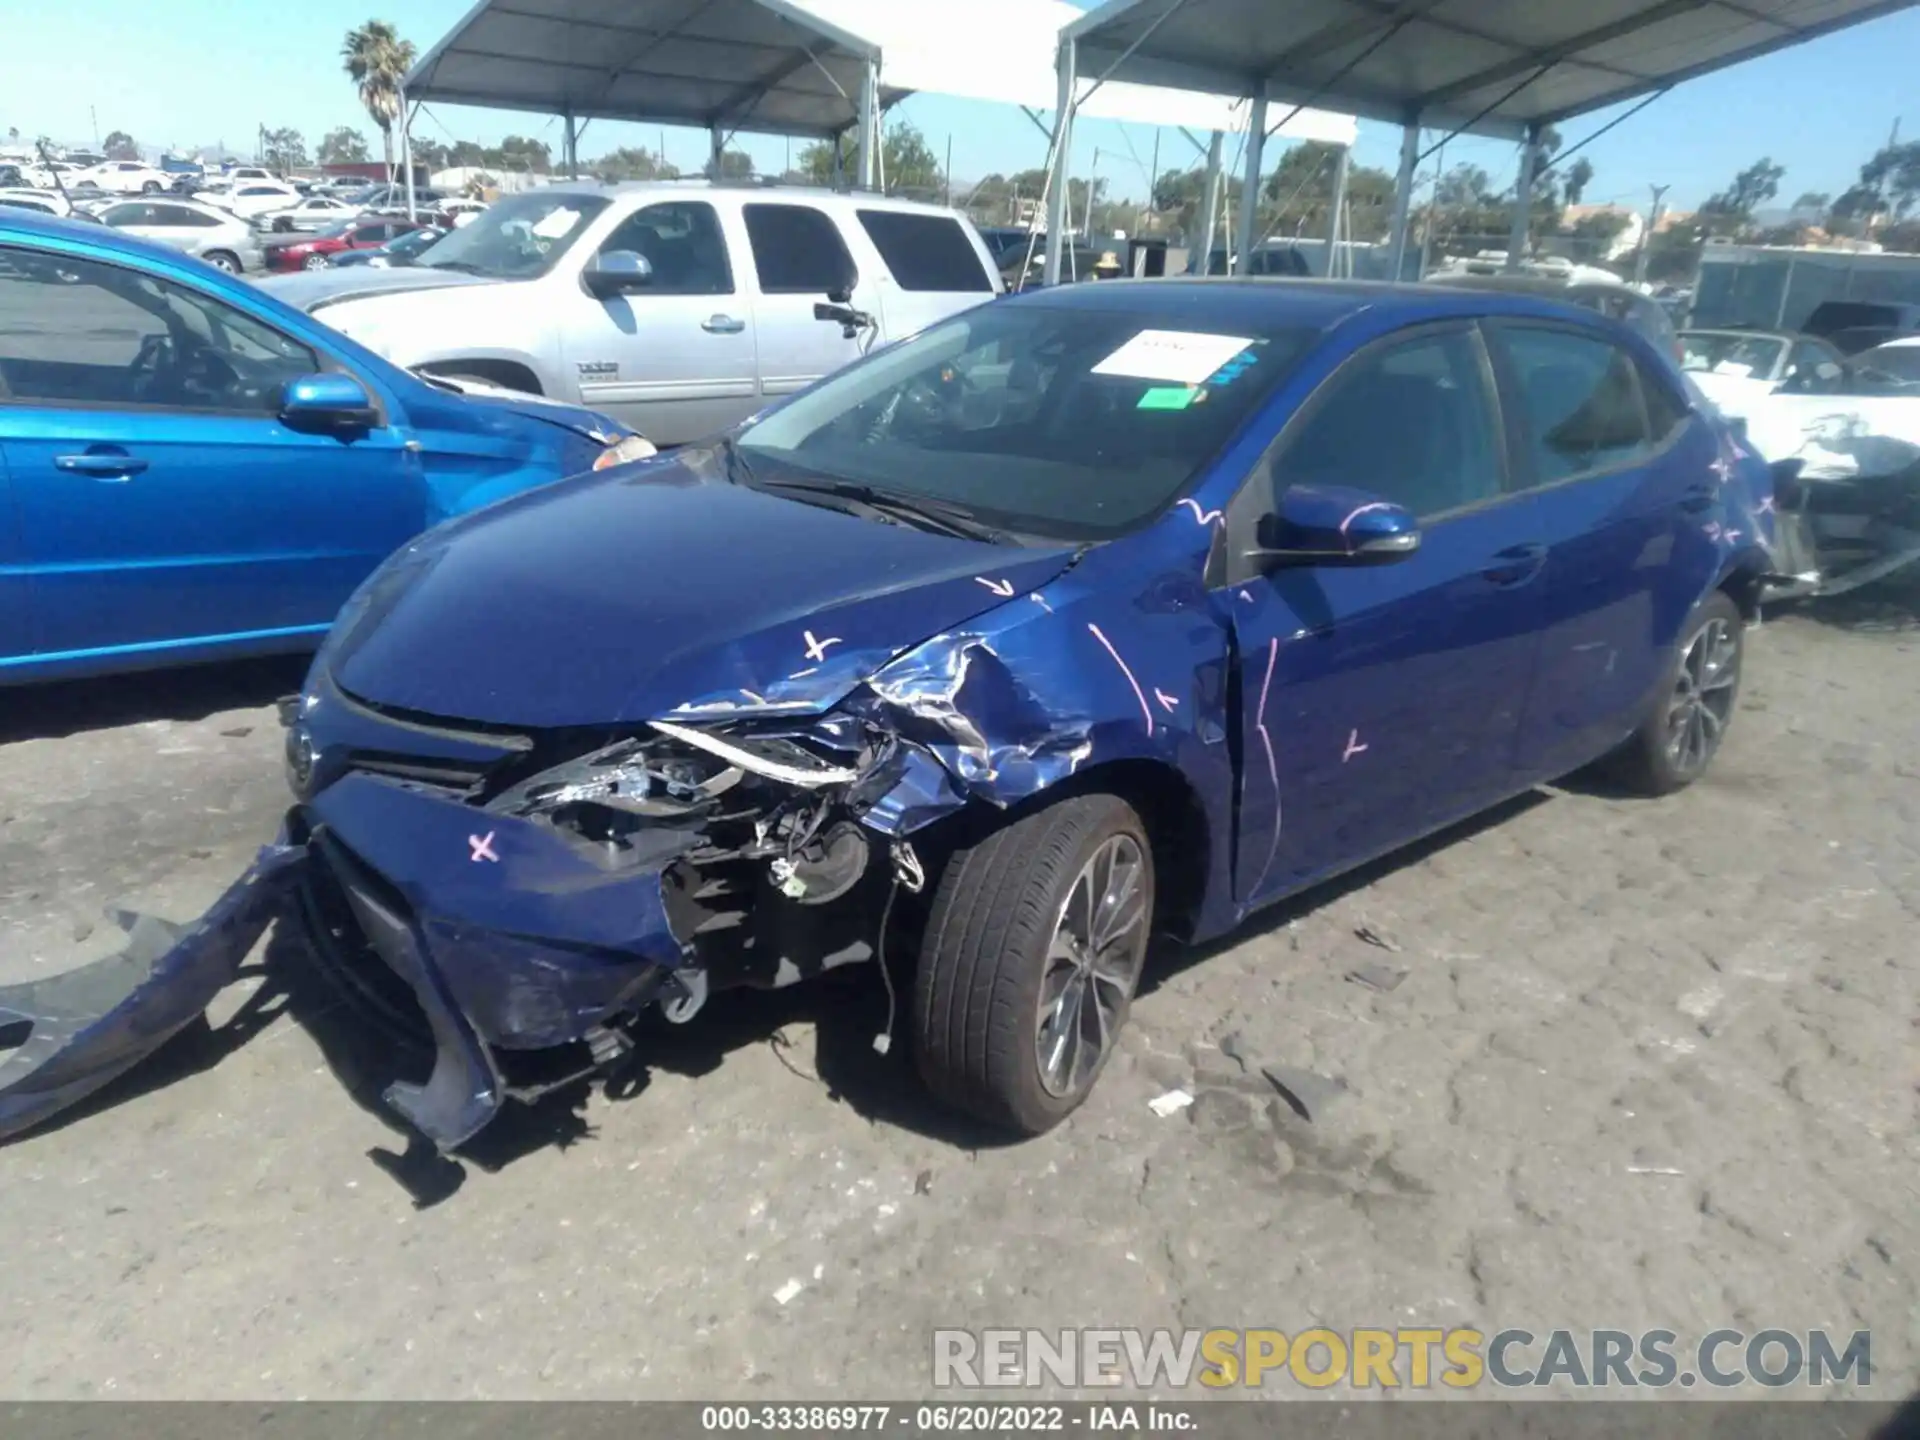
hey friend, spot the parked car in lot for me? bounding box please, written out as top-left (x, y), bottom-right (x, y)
top-left (1426, 270), bottom-right (1682, 359)
top-left (0, 212), bottom-right (654, 689)
top-left (95, 196), bottom-right (262, 273)
top-left (0, 276), bottom-right (1779, 1148)
top-left (206, 179), bottom-right (303, 220)
top-left (70, 160), bottom-right (173, 194)
top-left (327, 224), bottom-right (444, 268)
top-left (0, 188), bottom-right (72, 218)
top-left (261, 194), bottom-right (361, 233)
top-left (261, 180), bottom-right (1005, 446)
top-left (263, 217), bottom-right (421, 271)
top-left (1802, 299), bottom-right (1920, 355)
top-left (1678, 327), bottom-right (1853, 413)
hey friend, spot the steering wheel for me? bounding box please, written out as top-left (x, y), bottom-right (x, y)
top-left (127, 332), bottom-right (175, 402)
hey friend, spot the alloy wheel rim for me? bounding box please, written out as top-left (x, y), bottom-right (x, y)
top-left (1666, 617), bottom-right (1739, 774)
top-left (1035, 834), bottom-right (1149, 1099)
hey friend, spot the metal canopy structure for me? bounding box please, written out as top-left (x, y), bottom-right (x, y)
top-left (407, 0), bottom-right (882, 179)
top-left (1045, 0), bottom-right (1918, 285)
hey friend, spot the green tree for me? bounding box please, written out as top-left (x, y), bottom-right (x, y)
top-left (1792, 191), bottom-right (1830, 212)
top-left (594, 146), bottom-right (678, 182)
top-left (796, 121), bottom-right (943, 197)
top-left (1853, 140), bottom-right (1920, 220)
top-left (102, 130), bottom-right (139, 160)
top-left (1698, 157), bottom-right (1786, 235)
top-left (317, 126), bottom-right (370, 165)
top-left (410, 137), bottom-right (450, 172)
top-left (1564, 156), bottom-right (1594, 206)
top-left (493, 135), bottom-right (552, 172)
top-left (261, 127), bottom-right (307, 171)
top-left (342, 20), bottom-right (417, 181)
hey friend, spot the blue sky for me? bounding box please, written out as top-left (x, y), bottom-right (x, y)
top-left (2, 1), bottom-right (1912, 211)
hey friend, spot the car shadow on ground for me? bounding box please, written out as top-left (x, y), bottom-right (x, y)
top-left (0, 654), bottom-right (310, 745)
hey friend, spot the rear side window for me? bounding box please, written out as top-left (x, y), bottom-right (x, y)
top-left (855, 210), bottom-right (992, 293)
top-left (157, 204), bottom-right (217, 227)
top-left (742, 203), bottom-right (856, 295)
top-left (1496, 326), bottom-right (1652, 484)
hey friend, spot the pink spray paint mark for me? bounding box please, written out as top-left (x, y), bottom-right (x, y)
top-left (802, 629), bottom-right (842, 663)
top-left (1028, 593), bottom-right (1054, 613)
top-left (974, 576), bottom-right (1015, 597)
top-left (1757, 494), bottom-right (1775, 514)
top-left (1154, 687), bottom-right (1179, 713)
top-left (1086, 623), bottom-right (1153, 737)
top-left (468, 831), bottom-right (500, 864)
top-left (1339, 502), bottom-right (1395, 552)
top-left (1177, 498), bottom-right (1223, 526)
top-left (1342, 729), bottom-right (1368, 763)
top-left (1702, 521), bottom-right (1722, 541)
top-left (1724, 527), bottom-right (1742, 542)
top-left (1252, 637), bottom-right (1281, 893)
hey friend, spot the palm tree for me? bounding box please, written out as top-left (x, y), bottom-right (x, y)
top-left (342, 21), bottom-right (417, 183)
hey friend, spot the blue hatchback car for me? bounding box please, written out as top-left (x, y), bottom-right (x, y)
top-left (0, 278), bottom-right (1775, 1148)
top-left (0, 213), bottom-right (646, 684)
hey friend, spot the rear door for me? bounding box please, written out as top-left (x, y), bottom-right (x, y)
top-left (852, 209), bottom-right (998, 340)
top-left (0, 243), bottom-right (421, 666)
top-left (558, 198), bottom-right (757, 446)
top-left (1487, 320), bottom-right (1720, 781)
top-left (1223, 323), bottom-right (1552, 904)
top-left (739, 201), bottom-right (872, 398)
top-left (0, 445), bottom-right (28, 664)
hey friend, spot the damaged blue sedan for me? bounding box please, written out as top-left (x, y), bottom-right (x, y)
top-left (0, 279), bottom-right (1777, 1147)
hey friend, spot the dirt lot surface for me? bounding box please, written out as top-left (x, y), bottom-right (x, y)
top-left (1, 599), bottom-right (1915, 1401)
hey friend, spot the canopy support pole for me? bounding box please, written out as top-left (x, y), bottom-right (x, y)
top-left (1193, 130), bottom-right (1223, 274)
top-left (563, 109), bottom-right (578, 180)
top-left (1506, 124), bottom-right (1539, 272)
top-left (1233, 95), bottom-right (1268, 276)
top-left (399, 85), bottom-right (416, 220)
top-left (1043, 35), bottom-right (1078, 286)
top-left (854, 58), bottom-right (879, 190)
top-left (1326, 143), bottom-right (1350, 277)
top-left (708, 125), bottom-right (724, 179)
top-left (1387, 121), bottom-right (1418, 280)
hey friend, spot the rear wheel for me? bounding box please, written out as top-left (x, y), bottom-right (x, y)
top-left (202, 250), bottom-right (241, 274)
top-left (914, 794), bottom-right (1153, 1134)
top-left (141, 180), bottom-right (162, 194)
top-left (302, 253), bottom-right (330, 270)
top-left (1607, 590), bottom-right (1743, 794)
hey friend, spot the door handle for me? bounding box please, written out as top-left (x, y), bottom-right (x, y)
top-left (55, 452), bottom-right (148, 479)
top-left (1481, 542), bottom-right (1548, 588)
top-left (1679, 483), bottom-right (1715, 513)
top-left (701, 314), bottom-right (745, 334)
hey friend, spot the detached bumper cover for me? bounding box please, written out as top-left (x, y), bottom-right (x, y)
top-left (0, 841), bottom-right (307, 1144)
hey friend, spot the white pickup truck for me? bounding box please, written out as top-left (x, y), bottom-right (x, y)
top-left (260, 180), bottom-right (1006, 447)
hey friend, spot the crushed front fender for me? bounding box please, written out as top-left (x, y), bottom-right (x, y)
top-left (0, 840), bottom-right (307, 1144)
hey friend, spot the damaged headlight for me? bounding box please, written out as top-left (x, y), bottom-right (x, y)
top-left (593, 433), bottom-right (659, 471)
top-left (489, 737), bottom-right (743, 821)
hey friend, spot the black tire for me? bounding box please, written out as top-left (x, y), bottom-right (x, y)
top-left (1606, 589), bottom-right (1744, 795)
top-left (202, 250), bottom-right (241, 274)
top-left (914, 793), bottom-right (1153, 1134)
top-left (141, 180), bottom-right (162, 194)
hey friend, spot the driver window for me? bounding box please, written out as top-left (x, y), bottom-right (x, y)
top-left (1781, 341), bottom-right (1842, 394)
top-left (0, 247), bottom-right (317, 413)
top-left (597, 202), bottom-right (733, 296)
top-left (1269, 329), bottom-right (1502, 519)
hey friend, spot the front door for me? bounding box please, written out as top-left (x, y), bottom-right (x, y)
top-left (0, 446), bottom-right (29, 664)
top-left (0, 243), bottom-right (420, 665)
top-left (738, 201), bottom-right (872, 399)
top-left (1223, 323), bottom-right (1552, 905)
top-left (561, 199), bottom-right (758, 446)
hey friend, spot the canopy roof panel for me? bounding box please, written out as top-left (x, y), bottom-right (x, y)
top-left (1064, 0), bottom-right (1918, 140)
top-left (794, 0), bottom-right (1357, 144)
top-left (407, 0), bottom-right (879, 139)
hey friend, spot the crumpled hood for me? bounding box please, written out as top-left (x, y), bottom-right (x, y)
top-left (333, 448), bottom-right (1078, 729)
top-left (256, 264), bottom-right (498, 314)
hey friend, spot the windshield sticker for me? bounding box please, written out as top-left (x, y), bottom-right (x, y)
top-left (1137, 385), bottom-right (1198, 410)
top-left (1203, 346), bottom-right (1262, 386)
top-left (1093, 329), bottom-right (1254, 385)
top-left (530, 208), bottom-right (582, 239)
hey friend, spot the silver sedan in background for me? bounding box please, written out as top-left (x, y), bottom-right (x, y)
top-left (93, 196), bottom-right (264, 274)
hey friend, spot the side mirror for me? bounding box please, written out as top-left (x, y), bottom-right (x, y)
top-left (280, 373), bottom-right (378, 436)
top-left (582, 249), bottom-right (652, 299)
top-left (1246, 484), bottom-right (1420, 569)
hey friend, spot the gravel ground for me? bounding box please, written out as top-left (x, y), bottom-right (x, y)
top-left (0, 599), bottom-right (1915, 1401)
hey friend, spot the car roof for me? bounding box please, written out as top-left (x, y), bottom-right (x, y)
top-left (0, 206), bottom-right (214, 262)
top-left (1009, 276), bottom-right (1643, 335)
top-left (526, 178), bottom-right (973, 219)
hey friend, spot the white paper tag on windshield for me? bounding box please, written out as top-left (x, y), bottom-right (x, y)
top-left (531, 208), bottom-right (581, 239)
top-left (1093, 329), bottom-right (1254, 386)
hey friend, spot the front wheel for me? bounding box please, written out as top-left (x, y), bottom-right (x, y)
top-left (1606, 590), bottom-right (1744, 794)
top-left (141, 180), bottom-right (162, 194)
top-left (202, 250), bottom-right (241, 274)
top-left (914, 793), bottom-right (1153, 1134)
top-left (302, 253), bottom-right (330, 270)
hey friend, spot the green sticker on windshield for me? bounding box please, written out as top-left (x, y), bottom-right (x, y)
top-left (1137, 386), bottom-right (1198, 410)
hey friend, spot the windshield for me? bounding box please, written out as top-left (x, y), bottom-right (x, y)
top-left (387, 227), bottom-right (442, 259)
top-left (736, 302), bottom-right (1316, 542)
top-left (1680, 332), bottom-right (1786, 379)
top-left (414, 190), bottom-right (609, 279)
